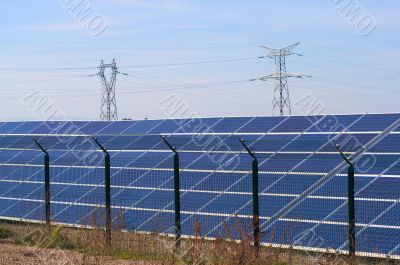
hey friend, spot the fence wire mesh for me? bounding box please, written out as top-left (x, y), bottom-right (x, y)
top-left (0, 123), bottom-right (399, 264)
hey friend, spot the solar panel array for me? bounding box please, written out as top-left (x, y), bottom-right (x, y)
top-left (0, 113), bottom-right (399, 258)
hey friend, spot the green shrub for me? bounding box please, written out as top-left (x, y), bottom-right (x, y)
top-left (273, 262), bottom-right (288, 265)
top-left (14, 232), bottom-right (35, 245)
top-left (49, 226), bottom-right (79, 250)
top-left (0, 226), bottom-right (14, 239)
top-left (110, 249), bottom-right (135, 260)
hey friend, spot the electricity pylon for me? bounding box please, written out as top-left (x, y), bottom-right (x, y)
top-left (255, 43), bottom-right (310, 116)
top-left (90, 59), bottom-right (127, 121)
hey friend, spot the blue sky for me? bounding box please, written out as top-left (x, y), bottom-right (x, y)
top-left (0, 0), bottom-right (399, 120)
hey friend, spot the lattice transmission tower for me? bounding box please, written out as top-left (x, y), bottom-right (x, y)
top-left (255, 42), bottom-right (310, 116)
top-left (91, 59), bottom-right (127, 121)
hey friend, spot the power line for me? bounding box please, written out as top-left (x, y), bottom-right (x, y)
top-left (293, 82), bottom-right (400, 105)
top-left (0, 40), bottom-right (257, 50)
top-left (292, 59), bottom-right (400, 83)
top-left (122, 57), bottom-right (264, 68)
top-left (305, 55), bottom-right (400, 75)
top-left (0, 57), bottom-right (264, 72)
top-left (0, 78), bottom-right (256, 102)
top-left (0, 75), bottom-right (88, 85)
top-left (118, 71), bottom-right (270, 109)
top-left (0, 66), bottom-right (96, 72)
top-left (311, 76), bottom-right (400, 97)
top-left (0, 78), bottom-right (254, 99)
top-left (120, 81), bottom-right (248, 93)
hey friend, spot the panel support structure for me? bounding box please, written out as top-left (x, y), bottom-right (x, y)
top-left (160, 135), bottom-right (181, 252)
top-left (239, 139), bottom-right (260, 256)
top-left (335, 143), bottom-right (356, 257)
top-left (33, 138), bottom-right (51, 234)
top-left (93, 137), bottom-right (112, 248)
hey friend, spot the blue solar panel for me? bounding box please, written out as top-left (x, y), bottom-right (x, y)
top-left (272, 115), bottom-right (321, 132)
top-left (207, 117), bottom-right (253, 133)
top-left (0, 113), bottom-right (400, 258)
top-left (96, 121), bottom-right (139, 134)
top-left (308, 114), bottom-right (361, 132)
top-left (122, 119), bottom-right (166, 134)
top-left (0, 122), bottom-right (30, 134)
top-left (369, 134), bottom-right (400, 152)
top-left (76, 121), bottom-right (111, 134)
top-left (174, 117), bottom-right (222, 133)
top-left (237, 116), bottom-right (287, 133)
top-left (348, 113), bottom-right (400, 132)
top-left (9, 121), bottom-right (47, 134)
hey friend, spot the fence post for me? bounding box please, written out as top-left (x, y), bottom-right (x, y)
top-left (160, 135), bottom-right (181, 251)
top-left (239, 139), bottom-right (260, 256)
top-left (335, 143), bottom-right (356, 257)
top-left (93, 137), bottom-right (112, 248)
top-left (347, 163), bottom-right (356, 256)
top-left (32, 138), bottom-right (51, 234)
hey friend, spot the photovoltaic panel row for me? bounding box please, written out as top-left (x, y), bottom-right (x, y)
top-left (1, 178), bottom-right (399, 225)
top-left (1, 113), bottom-right (399, 135)
top-left (2, 132), bottom-right (400, 153)
top-left (1, 113), bottom-right (400, 258)
top-left (1, 161), bottom-right (399, 200)
top-left (0, 195), bottom-right (397, 256)
top-left (2, 150), bottom-right (400, 174)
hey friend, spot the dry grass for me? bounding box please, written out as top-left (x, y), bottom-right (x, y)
top-left (0, 220), bottom-right (398, 265)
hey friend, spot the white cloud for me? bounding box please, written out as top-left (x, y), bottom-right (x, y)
top-left (31, 21), bottom-right (83, 32)
top-left (100, 0), bottom-right (191, 13)
top-left (17, 15), bottom-right (124, 33)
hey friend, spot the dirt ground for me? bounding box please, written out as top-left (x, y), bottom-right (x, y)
top-left (0, 243), bottom-right (162, 265)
